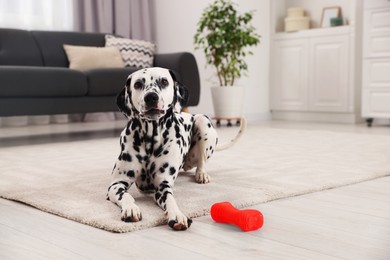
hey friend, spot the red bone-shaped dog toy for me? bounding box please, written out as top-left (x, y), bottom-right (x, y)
top-left (210, 202), bottom-right (264, 232)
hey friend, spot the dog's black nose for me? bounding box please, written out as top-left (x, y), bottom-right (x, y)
top-left (144, 92), bottom-right (159, 107)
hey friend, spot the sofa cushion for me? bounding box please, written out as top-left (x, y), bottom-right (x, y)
top-left (0, 66), bottom-right (88, 97)
top-left (63, 45), bottom-right (124, 71)
top-left (31, 31), bottom-right (105, 67)
top-left (105, 35), bottom-right (155, 68)
top-left (84, 68), bottom-right (138, 96)
top-left (0, 28), bottom-right (43, 66)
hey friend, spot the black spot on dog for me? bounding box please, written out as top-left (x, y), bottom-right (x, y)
top-left (150, 162), bottom-right (156, 174)
top-left (163, 129), bottom-right (170, 142)
top-left (165, 119), bottom-right (172, 129)
top-left (169, 167), bottom-right (176, 175)
top-left (131, 119), bottom-right (141, 131)
top-left (121, 152), bottom-right (132, 162)
top-left (125, 120), bottom-right (131, 132)
top-left (158, 191), bottom-right (169, 205)
top-left (127, 170), bottom-right (135, 178)
top-left (116, 188), bottom-right (125, 200)
top-left (159, 163), bottom-right (169, 173)
top-left (155, 192), bottom-right (161, 201)
top-left (108, 181), bottom-right (129, 193)
top-left (153, 144), bottom-right (164, 157)
top-left (136, 154), bottom-right (144, 163)
top-left (174, 125), bottom-right (181, 138)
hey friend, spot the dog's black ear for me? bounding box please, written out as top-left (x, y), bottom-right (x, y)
top-left (125, 75), bottom-right (132, 88)
top-left (169, 69), bottom-right (178, 82)
top-left (169, 69), bottom-right (189, 111)
top-left (177, 82), bottom-right (189, 108)
top-left (116, 75), bottom-right (132, 118)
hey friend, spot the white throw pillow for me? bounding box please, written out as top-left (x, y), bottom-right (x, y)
top-left (63, 44), bottom-right (124, 71)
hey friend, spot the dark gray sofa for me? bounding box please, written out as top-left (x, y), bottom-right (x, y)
top-left (0, 28), bottom-right (200, 117)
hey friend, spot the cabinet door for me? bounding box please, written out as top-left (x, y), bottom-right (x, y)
top-left (364, 0), bottom-right (390, 9)
top-left (271, 39), bottom-right (308, 111)
top-left (363, 8), bottom-right (390, 58)
top-left (362, 59), bottom-right (390, 117)
top-left (309, 35), bottom-right (349, 112)
top-left (362, 90), bottom-right (390, 117)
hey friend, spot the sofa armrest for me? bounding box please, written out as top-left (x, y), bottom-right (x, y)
top-left (154, 52), bottom-right (200, 107)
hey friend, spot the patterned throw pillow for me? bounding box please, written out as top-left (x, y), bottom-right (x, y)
top-left (105, 35), bottom-right (155, 68)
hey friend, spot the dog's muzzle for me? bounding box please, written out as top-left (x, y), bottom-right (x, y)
top-left (142, 92), bottom-right (164, 119)
top-left (144, 92), bottom-right (159, 108)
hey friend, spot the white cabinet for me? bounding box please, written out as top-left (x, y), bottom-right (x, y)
top-left (361, 0), bottom-right (390, 126)
top-left (271, 29), bottom-right (357, 122)
top-left (270, 0), bottom-right (362, 123)
top-left (309, 35), bottom-right (349, 112)
top-left (271, 39), bottom-right (308, 111)
top-left (272, 33), bottom-right (349, 112)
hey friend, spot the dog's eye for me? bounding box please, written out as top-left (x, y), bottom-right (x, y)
top-left (134, 81), bottom-right (143, 90)
top-left (160, 78), bottom-right (169, 88)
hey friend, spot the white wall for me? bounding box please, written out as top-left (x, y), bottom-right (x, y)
top-left (153, 0), bottom-right (271, 122)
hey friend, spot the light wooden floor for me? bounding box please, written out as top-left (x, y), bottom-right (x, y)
top-left (0, 120), bottom-right (389, 260)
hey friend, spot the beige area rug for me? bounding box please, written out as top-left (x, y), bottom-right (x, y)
top-left (1, 126), bottom-right (390, 233)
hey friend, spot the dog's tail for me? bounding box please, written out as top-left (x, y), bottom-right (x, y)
top-left (216, 117), bottom-right (247, 152)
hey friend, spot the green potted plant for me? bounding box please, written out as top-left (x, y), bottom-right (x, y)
top-left (194, 0), bottom-right (260, 119)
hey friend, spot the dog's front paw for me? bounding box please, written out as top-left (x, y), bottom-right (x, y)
top-left (168, 214), bottom-right (192, 231)
top-left (166, 209), bottom-right (192, 231)
top-left (195, 169), bottom-right (211, 184)
top-left (121, 204), bottom-right (142, 222)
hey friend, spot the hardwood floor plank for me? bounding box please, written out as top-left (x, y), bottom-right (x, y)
top-left (0, 199), bottom-right (206, 260)
top-left (138, 220), bottom-right (341, 260)
top-left (326, 179), bottom-right (390, 202)
top-left (260, 199), bottom-right (390, 239)
top-left (252, 212), bottom-right (389, 259)
top-left (301, 191), bottom-right (390, 219)
top-left (0, 224), bottom-right (87, 260)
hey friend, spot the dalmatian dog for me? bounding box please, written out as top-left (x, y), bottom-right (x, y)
top-left (107, 67), bottom-right (246, 231)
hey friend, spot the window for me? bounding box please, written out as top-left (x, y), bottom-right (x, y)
top-left (0, 0), bottom-right (73, 30)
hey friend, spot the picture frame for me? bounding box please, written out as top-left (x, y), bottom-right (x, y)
top-left (321, 7), bottom-right (342, 28)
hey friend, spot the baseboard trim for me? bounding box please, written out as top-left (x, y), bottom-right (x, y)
top-left (245, 112), bottom-right (272, 123)
top-left (271, 111), bottom-right (363, 124)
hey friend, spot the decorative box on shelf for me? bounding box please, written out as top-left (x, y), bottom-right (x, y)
top-left (284, 7), bottom-right (310, 32)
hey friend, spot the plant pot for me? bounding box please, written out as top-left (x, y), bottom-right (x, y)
top-left (211, 86), bottom-right (244, 118)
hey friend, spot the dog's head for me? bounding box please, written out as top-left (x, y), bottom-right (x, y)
top-left (117, 67), bottom-right (188, 120)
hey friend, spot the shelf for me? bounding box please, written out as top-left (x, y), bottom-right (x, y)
top-left (273, 26), bottom-right (352, 40)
